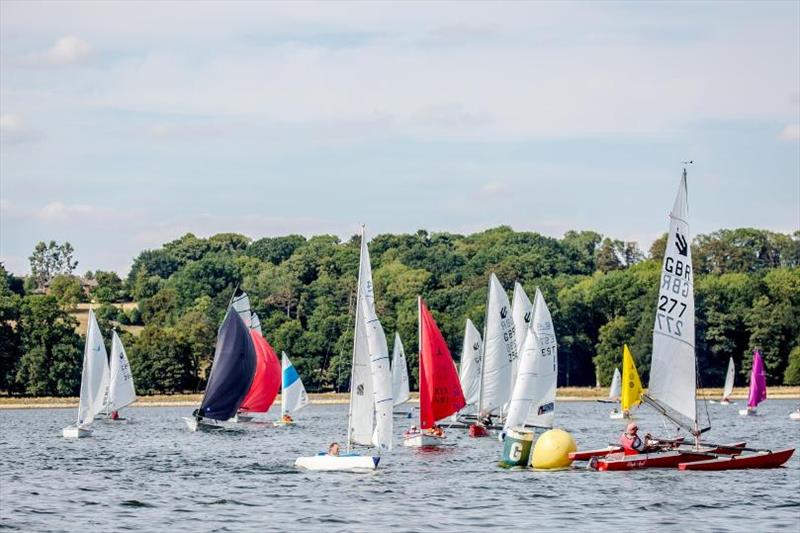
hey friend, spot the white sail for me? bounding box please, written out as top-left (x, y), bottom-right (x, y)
top-left (503, 289), bottom-right (557, 431)
top-left (77, 309), bottom-right (110, 427)
top-left (391, 333), bottom-right (410, 407)
top-left (281, 352), bottom-right (308, 416)
top-left (348, 228), bottom-right (393, 451)
top-left (231, 292), bottom-right (252, 327)
top-left (723, 357), bottom-right (735, 399)
top-left (108, 330), bottom-right (136, 412)
top-left (609, 368), bottom-right (622, 400)
top-left (644, 169), bottom-right (697, 432)
top-left (510, 282), bottom-right (533, 386)
top-left (478, 273), bottom-right (517, 415)
top-left (250, 312), bottom-right (262, 335)
top-left (459, 319), bottom-right (483, 406)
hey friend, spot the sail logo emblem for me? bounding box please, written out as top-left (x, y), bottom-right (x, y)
top-left (356, 384), bottom-right (364, 396)
top-left (675, 231), bottom-right (688, 257)
top-left (472, 342), bottom-right (480, 351)
top-left (524, 311), bottom-right (531, 323)
top-left (499, 306), bottom-right (508, 319)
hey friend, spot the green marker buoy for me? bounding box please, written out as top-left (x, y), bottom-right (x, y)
top-left (499, 427), bottom-right (535, 468)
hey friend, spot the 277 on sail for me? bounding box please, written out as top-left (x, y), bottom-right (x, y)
top-left (656, 230), bottom-right (693, 339)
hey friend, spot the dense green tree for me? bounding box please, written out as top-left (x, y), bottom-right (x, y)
top-left (91, 270), bottom-right (126, 303)
top-left (784, 346), bottom-right (800, 386)
top-left (0, 265), bottom-right (21, 391)
top-left (128, 325), bottom-right (195, 393)
top-left (48, 274), bottom-right (83, 309)
top-left (247, 235), bottom-right (306, 264)
top-left (29, 241), bottom-right (79, 290)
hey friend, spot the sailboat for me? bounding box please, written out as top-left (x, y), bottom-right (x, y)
top-left (718, 357), bottom-right (735, 404)
top-left (458, 319), bottom-right (483, 410)
top-left (610, 345), bottom-right (642, 419)
top-left (597, 367), bottom-right (621, 405)
top-left (104, 330), bottom-right (137, 420)
top-left (273, 352), bottom-right (308, 426)
top-left (502, 288), bottom-right (556, 439)
top-left (63, 309), bottom-right (111, 438)
top-left (391, 333), bottom-right (411, 412)
top-left (184, 307), bottom-right (258, 432)
top-left (404, 298), bottom-right (466, 447)
top-left (295, 226), bottom-right (390, 471)
top-left (471, 273), bottom-right (517, 436)
top-left (739, 350), bottom-right (766, 416)
top-left (510, 282), bottom-right (533, 394)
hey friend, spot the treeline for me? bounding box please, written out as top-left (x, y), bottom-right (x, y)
top-left (1, 227), bottom-right (799, 396)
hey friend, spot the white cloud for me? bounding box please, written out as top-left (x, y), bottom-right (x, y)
top-left (778, 124), bottom-right (800, 142)
top-left (0, 113), bottom-right (41, 144)
top-left (21, 36), bottom-right (93, 67)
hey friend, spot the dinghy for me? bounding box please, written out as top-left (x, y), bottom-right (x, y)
top-left (184, 307), bottom-right (257, 431)
top-left (295, 227), bottom-right (390, 471)
top-left (103, 330), bottom-right (136, 421)
top-left (739, 350), bottom-right (766, 416)
top-left (789, 408), bottom-right (800, 421)
top-left (470, 273), bottom-right (517, 436)
top-left (501, 289), bottom-right (556, 441)
top-left (609, 345), bottom-right (643, 420)
top-left (597, 368), bottom-right (621, 404)
top-left (510, 282), bottom-right (533, 396)
top-left (273, 351), bottom-right (308, 426)
top-left (718, 357), bottom-right (735, 404)
top-left (404, 298), bottom-right (466, 448)
top-left (679, 448), bottom-right (795, 471)
top-left (456, 319), bottom-right (482, 419)
top-left (63, 309), bottom-right (110, 438)
top-left (391, 333), bottom-right (411, 414)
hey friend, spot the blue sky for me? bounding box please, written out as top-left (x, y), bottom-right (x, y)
top-left (1, 1), bottom-right (798, 275)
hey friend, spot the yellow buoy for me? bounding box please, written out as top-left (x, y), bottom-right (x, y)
top-left (530, 428), bottom-right (577, 470)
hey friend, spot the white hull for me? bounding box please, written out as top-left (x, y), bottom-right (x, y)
top-left (609, 411), bottom-right (625, 420)
top-left (233, 413), bottom-right (255, 423)
top-left (403, 433), bottom-right (448, 447)
top-left (183, 417), bottom-right (226, 432)
top-left (294, 454), bottom-right (379, 471)
top-left (63, 426), bottom-right (92, 439)
top-left (789, 412), bottom-right (800, 420)
top-left (739, 408), bottom-right (758, 417)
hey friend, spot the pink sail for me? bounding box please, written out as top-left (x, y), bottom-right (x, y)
top-left (746, 350), bottom-right (767, 409)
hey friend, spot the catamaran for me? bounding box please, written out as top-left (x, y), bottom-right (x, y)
top-left (573, 167), bottom-right (793, 470)
top-left (739, 350), bottom-right (766, 416)
top-left (391, 333), bottom-right (411, 412)
top-left (295, 227), bottom-right (390, 471)
top-left (184, 307), bottom-right (257, 432)
top-left (273, 351), bottom-right (308, 426)
top-left (103, 330), bottom-right (137, 420)
top-left (718, 357), bottom-right (735, 404)
top-left (501, 289), bottom-right (556, 440)
top-left (63, 309), bottom-right (110, 438)
top-left (469, 273), bottom-right (517, 436)
top-left (404, 298), bottom-right (466, 447)
top-left (609, 345), bottom-right (642, 419)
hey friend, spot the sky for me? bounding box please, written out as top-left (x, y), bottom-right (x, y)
top-left (1, 1), bottom-right (798, 276)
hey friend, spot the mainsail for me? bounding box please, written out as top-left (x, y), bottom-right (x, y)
top-left (348, 228), bottom-right (393, 451)
top-left (391, 333), bottom-right (410, 407)
top-left (722, 357), bottom-right (735, 400)
top-left (419, 298), bottom-right (466, 429)
top-left (503, 288), bottom-right (557, 432)
top-left (231, 291), bottom-right (252, 327)
top-left (621, 344), bottom-right (643, 412)
top-left (239, 330), bottom-right (281, 413)
top-left (281, 352), bottom-right (309, 416)
top-left (459, 319), bottom-right (483, 406)
top-left (510, 282), bottom-right (533, 388)
top-left (609, 368), bottom-right (621, 401)
top-left (108, 330), bottom-right (136, 412)
top-left (643, 168), bottom-right (699, 434)
top-left (478, 273), bottom-right (517, 415)
top-left (747, 350), bottom-right (767, 409)
top-left (198, 308), bottom-right (258, 420)
top-left (77, 309), bottom-right (111, 428)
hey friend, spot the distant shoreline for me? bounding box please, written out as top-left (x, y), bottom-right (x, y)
top-left (1, 386), bottom-right (797, 409)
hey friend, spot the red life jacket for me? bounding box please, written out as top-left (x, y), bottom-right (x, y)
top-left (619, 433), bottom-right (643, 455)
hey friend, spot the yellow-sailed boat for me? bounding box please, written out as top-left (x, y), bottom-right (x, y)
top-left (610, 344), bottom-right (642, 419)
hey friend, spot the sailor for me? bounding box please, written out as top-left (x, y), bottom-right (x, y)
top-left (429, 424), bottom-right (444, 438)
top-left (327, 442), bottom-right (340, 456)
top-left (619, 422), bottom-right (654, 454)
top-left (110, 410), bottom-right (120, 420)
top-left (282, 414), bottom-right (293, 424)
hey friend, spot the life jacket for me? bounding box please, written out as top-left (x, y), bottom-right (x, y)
top-left (619, 433), bottom-right (643, 455)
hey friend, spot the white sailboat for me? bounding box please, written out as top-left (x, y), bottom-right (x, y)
top-left (391, 333), bottom-right (410, 408)
top-left (502, 289), bottom-right (557, 438)
top-left (296, 226), bottom-right (390, 471)
top-left (510, 282), bottom-right (533, 392)
top-left (459, 319), bottom-right (483, 408)
top-left (719, 357), bottom-right (735, 404)
top-left (609, 368), bottom-right (622, 402)
top-left (105, 330), bottom-right (136, 419)
top-left (274, 351), bottom-right (308, 425)
top-left (63, 309), bottom-right (110, 438)
top-left (641, 167), bottom-right (706, 442)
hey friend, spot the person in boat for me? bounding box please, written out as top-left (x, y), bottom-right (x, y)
top-left (110, 410), bottom-right (119, 421)
top-left (619, 422), bottom-right (658, 454)
top-left (426, 424), bottom-right (444, 438)
top-left (405, 425), bottom-right (419, 437)
top-left (327, 442), bottom-right (340, 456)
top-left (479, 413), bottom-right (493, 427)
top-left (281, 414), bottom-right (293, 424)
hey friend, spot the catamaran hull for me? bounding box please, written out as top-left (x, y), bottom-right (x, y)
top-left (594, 443), bottom-right (746, 471)
top-left (568, 446), bottom-right (623, 461)
top-left (403, 433), bottom-right (447, 447)
top-left (294, 455), bottom-right (380, 471)
top-left (679, 449), bottom-right (795, 471)
top-left (62, 426), bottom-right (92, 439)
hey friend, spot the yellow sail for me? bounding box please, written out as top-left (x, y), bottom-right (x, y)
top-left (621, 344), bottom-right (643, 412)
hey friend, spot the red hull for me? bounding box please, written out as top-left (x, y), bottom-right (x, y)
top-left (569, 447), bottom-right (623, 461)
top-left (679, 448), bottom-right (795, 471)
top-left (468, 424), bottom-right (489, 438)
top-left (596, 442), bottom-right (746, 471)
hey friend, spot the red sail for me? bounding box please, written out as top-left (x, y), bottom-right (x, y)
top-left (239, 330), bottom-right (281, 413)
top-left (419, 299), bottom-right (466, 429)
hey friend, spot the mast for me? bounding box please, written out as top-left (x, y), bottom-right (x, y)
top-left (345, 225), bottom-right (365, 453)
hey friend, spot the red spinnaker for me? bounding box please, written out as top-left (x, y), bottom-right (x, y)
top-left (240, 330), bottom-right (281, 413)
top-left (419, 299), bottom-right (466, 429)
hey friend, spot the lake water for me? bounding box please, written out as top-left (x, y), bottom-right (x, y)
top-left (1, 399), bottom-right (798, 532)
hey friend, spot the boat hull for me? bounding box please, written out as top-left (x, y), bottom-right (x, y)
top-left (183, 417), bottom-right (226, 432)
top-left (468, 424), bottom-right (489, 438)
top-left (790, 412), bottom-right (800, 420)
top-left (62, 426), bottom-right (91, 439)
top-left (609, 411), bottom-right (628, 420)
top-left (569, 446), bottom-right (623, 461)
top-left (294, 455), bottom-right (379, 471)
top-left (594, 443), bottom-right (746, 471)
top-left (679, 449), bottom-right (794, 471)
top-left (233, 413), bottom-right (255, 423)
top-left (739, 408), bottom-right (757, 416)
top-left (403, 433), bottom-right (447, 447)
